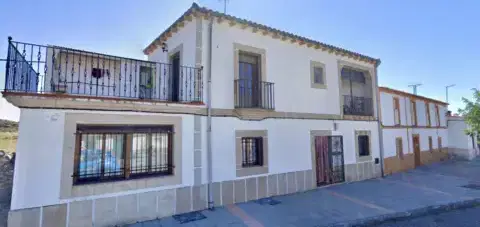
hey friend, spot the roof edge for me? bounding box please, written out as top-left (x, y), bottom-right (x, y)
top-left (143, 3), bottom-right (380, 65)
top-left (379, 86), bottom-right (448, 106)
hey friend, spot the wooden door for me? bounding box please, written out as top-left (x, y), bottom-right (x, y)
top-left (315, 136), bottom-right (330, 186)
top-left (413, 135), bottom-right (421, 167)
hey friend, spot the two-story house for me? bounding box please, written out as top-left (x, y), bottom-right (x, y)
top-left (379, 87), bottom-right (448, 175)
top-left (4, 3), bottom-right (382, 227)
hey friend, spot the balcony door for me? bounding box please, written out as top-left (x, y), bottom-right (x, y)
top-left (170, 53), bottom-right (180, 102)
top-left (239, 52), bottom-right (261, 108)
top-left (139, 66), bottom-right (153, 99)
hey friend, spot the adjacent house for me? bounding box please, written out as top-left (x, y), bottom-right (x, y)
top-left (3, 3), bottom-right (382, 227)
top-left (379, 87), bottom-right (449, 175)
top-left (447, 115), bottom-right (479, 160)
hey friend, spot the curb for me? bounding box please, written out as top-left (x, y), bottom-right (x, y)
top-left (327, 198), bottom-right (480, 227)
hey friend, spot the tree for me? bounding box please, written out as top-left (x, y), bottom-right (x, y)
top-left (458, 88), bottom-right (480, 147)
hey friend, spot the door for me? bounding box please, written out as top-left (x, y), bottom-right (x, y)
top-left (238, 52), bottom-right (261, 107)
top-left (139, 66), bottom-right (153, 99)
top-left (315, 136), bottom-right (344, 186)
top-left (413, 134), bottom-right (421, 167)
top-left (171, 53), bottom-right (180, 102)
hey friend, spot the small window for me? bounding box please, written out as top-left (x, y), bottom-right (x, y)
top-left (241, 137), bottom-right (263, 167)
top-left (358, 135), bottom-right (370, 157)
top-left (435, 105), bottom-right (440, 126)
top-left (74, 125), bottom-right (174, 184)
top-left (428, 136), bottom-right (433, 152)
top-left (426, 102), bottom-right (431, 127)
top-left (410, 100), bottom-right (417, 126)
top-left (393, 97), bottom-right (400, 125)
top-left (310, 61), bottom-right (326, 89)
top-left (396, 137), bottom-right (404, 159)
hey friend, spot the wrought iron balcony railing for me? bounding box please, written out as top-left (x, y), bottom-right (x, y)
top-left (3, 38), bottom-right (203, 103)
top-left (343, 95), bottom-right (373, 116)
top-left (234, 79), bottom-right (275, 109)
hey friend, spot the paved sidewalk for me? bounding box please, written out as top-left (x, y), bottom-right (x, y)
top-left (129, 158), bottom-right (480, 227)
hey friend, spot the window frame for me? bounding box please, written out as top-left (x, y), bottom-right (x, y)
top-left (393, 97), bottom-right (401, 126)
top-left (73, 125), bottom-right (174, 185)
top-left (355, 130), bottom-right (372, 162)
top-left (426, 102), bottom-right (431, 127)
top-left (240, 137), bottom-right (264, 167)
top-left (310, 61), bottom-right (327, 89)
top-left (235, 130), bottom-right (269, 177)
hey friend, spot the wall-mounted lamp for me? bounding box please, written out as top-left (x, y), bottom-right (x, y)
top-left (161, 42), bottom-right (168, 52)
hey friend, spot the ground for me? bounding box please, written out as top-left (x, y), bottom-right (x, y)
top-left (0, 119), bottom-right (18, 156)
top-left (375, 206), bottom-right (480, 227)
top-left (130, 158), bottom-right (480, 227)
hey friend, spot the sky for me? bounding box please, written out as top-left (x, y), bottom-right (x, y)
top-left (0, 0), bottom-right (479, 121)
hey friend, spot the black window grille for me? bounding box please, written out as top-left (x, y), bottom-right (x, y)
top-left (241, 137), bottom-right (263, 167)
top-left (73, 125), bottom-right (173, 184)
top-left (358, 135), bottom-right (370, 157)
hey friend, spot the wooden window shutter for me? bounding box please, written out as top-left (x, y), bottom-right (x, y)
top-left (396, 137), bottom-right (403, 159)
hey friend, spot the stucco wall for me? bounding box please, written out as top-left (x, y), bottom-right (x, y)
top-left (211, 117), bottom-right (380, 182)
top-left (383, 128), bottom-right (448, 158)
top-left (205, 20), bottom-right (377, 115)
top-left (448, 118), bottom-right (471, 149)
top-left (11, 109), bottom-right (196, 210)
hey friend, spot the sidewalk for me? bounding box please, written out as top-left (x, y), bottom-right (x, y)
top-left (129, 158), bottom-right (480, 227)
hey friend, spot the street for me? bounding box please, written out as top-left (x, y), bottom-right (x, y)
top-left (375, 206), bottom-right (480, 227)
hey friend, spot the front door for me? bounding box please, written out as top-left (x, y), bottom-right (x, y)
top-left (413, 134), bottom-right (421, 167)
top-left (171, 53), bottom-right (180, 102)
top-left (315, 136), bottom-right (344, 186)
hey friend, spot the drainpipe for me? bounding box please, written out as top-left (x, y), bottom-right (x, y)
top-left (374, 63), bottom-right (385, 177)
top-left (404, 96), bottom-right (411, 160)
top-left (206, 18), bottom-right (214, 210)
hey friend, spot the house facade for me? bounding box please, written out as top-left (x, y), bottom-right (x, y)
top-left (379, 87), bottom-right (449, 175)
top-left (447, 115), bottom-right (479, 160)
top-left (4, 3), bottom-right (382, 227)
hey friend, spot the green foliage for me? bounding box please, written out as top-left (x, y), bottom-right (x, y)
top-left (0, 119), bottom-right (18, 133)
top-left (458, 88), bottom-right (480, 138)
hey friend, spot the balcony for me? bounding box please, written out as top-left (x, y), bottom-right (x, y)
top-left (3, 38), bottom-right (203, 104)
top-left (343, 95), bottom-right (373, 116)
top-left (234, 79), bottom-right (274, 109)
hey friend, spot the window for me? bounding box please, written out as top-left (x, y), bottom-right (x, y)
top-left (426, 102), bottom-right (431, 127)
top-left (393, 97), bottom-right (401, 125)
top-left (73, 125), bottom-right (173, 184)
top-left (438, 137), bottom-right (443, 151)
top-left (358, 135), bottom-right (370, 157)
top-left (428, 136), bottom-right (433, 152)
top-left (310, 61), bottom-right (326, 89)
top-left (238, 51), bottom-right (261, 107)
top-left (241, 137), bottom-right (263, 167)
top-left (410, 100), bottom-right (417, 126)
top-left (435, 105), bottom-right (440, 126)
top-left (396, 137), bottom-right (404, 159)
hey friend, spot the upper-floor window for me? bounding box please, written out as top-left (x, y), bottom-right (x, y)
top-left (310, 61), bottom-right (326, 89)
top-left (410, 100), bottom-right (417, 126)
top-left (393, 97), bottom-right (400, 125)
top-left (435, 105), bottom-right (440, 126)
top-left (426, 102), bottom-right (431, 127)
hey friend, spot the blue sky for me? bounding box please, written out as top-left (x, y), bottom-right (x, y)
top-left (1, 0), bottom-right (479, 121)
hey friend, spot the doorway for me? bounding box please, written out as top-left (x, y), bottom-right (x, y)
top-left (139, 66), bottom-right (153, 99)
top-left (238, 52), bottom-right (261, 107)
top-left (315, 136), bottom-right (344, 186)
top-left (170, 52), bottom-right (180, 102)
top-left (413, 134), bottom-right (421, 167)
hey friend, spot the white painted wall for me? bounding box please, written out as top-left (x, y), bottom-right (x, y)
top-left (211, 117), bottom-right (380, 182)
top-left (448, 117), bottom-right (474, 149)
top-left (11, 109), bottom-right (196, 210)
top-left (205, 20), bottom-right (377, 115)
top-left (383, 128), bottom-right (448, 158)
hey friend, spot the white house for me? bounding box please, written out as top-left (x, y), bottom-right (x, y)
top-left (3, 3), bottom-right (383, 227)
top-left (379, 87), bottom-right (449, 175)
top-left (447, 115), bottom-right (479, 160)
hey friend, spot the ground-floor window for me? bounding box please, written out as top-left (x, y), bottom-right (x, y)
top-left (73, 125), bottom-right (173, 184)
top-left (241, 137), bottom-right (263, 167)
top-left (428, 136), bottom-right (433, 152)
top-left (358, 135), bottom-right (370, 156)
top-left (396, 137), bottom-right (404, 159)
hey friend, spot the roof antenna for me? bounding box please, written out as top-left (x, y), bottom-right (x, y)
top-left (408, 83), bottom-right (423, 95)
top-left (219, 0), bottom-right (229, 13)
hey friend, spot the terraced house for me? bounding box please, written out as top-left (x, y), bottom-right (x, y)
top-left (379, 87), bottom-right (449, 175)
top-left (3, 3), bottom-right (383, 227)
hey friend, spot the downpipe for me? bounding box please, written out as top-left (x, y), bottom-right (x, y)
top-left (375, 64), bottom-right (385, 177)
top-left (206, 18), bottom-right (214, 210)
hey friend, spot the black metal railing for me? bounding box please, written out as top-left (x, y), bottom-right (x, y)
top-left (234, 79), bottom-right (274, 109)
top-left (343, 95), bottom-right (373, 116)
top-left (3, 37), bottom-right (203, 103)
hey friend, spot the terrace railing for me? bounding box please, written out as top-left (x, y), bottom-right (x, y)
top-left (3, 37), bottom-right (203, 103)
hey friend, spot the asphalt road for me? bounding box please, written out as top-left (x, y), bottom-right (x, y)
top-left (375, 206), bottom-right (480, 227)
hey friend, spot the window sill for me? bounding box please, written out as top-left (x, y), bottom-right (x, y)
top-left (311, 83), bottom-right (327, 89)
top-left (236, 166), bottom-right (268, 177)
top-left (357, 155), bottom-right (373, 162)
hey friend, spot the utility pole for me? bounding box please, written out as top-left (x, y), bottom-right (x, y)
top-left (445, 84), bottom-right (456, 104)
top-left (408, 83), bottom-right (422, 95)
top-left (219, 0), bottom-right (229, 13)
